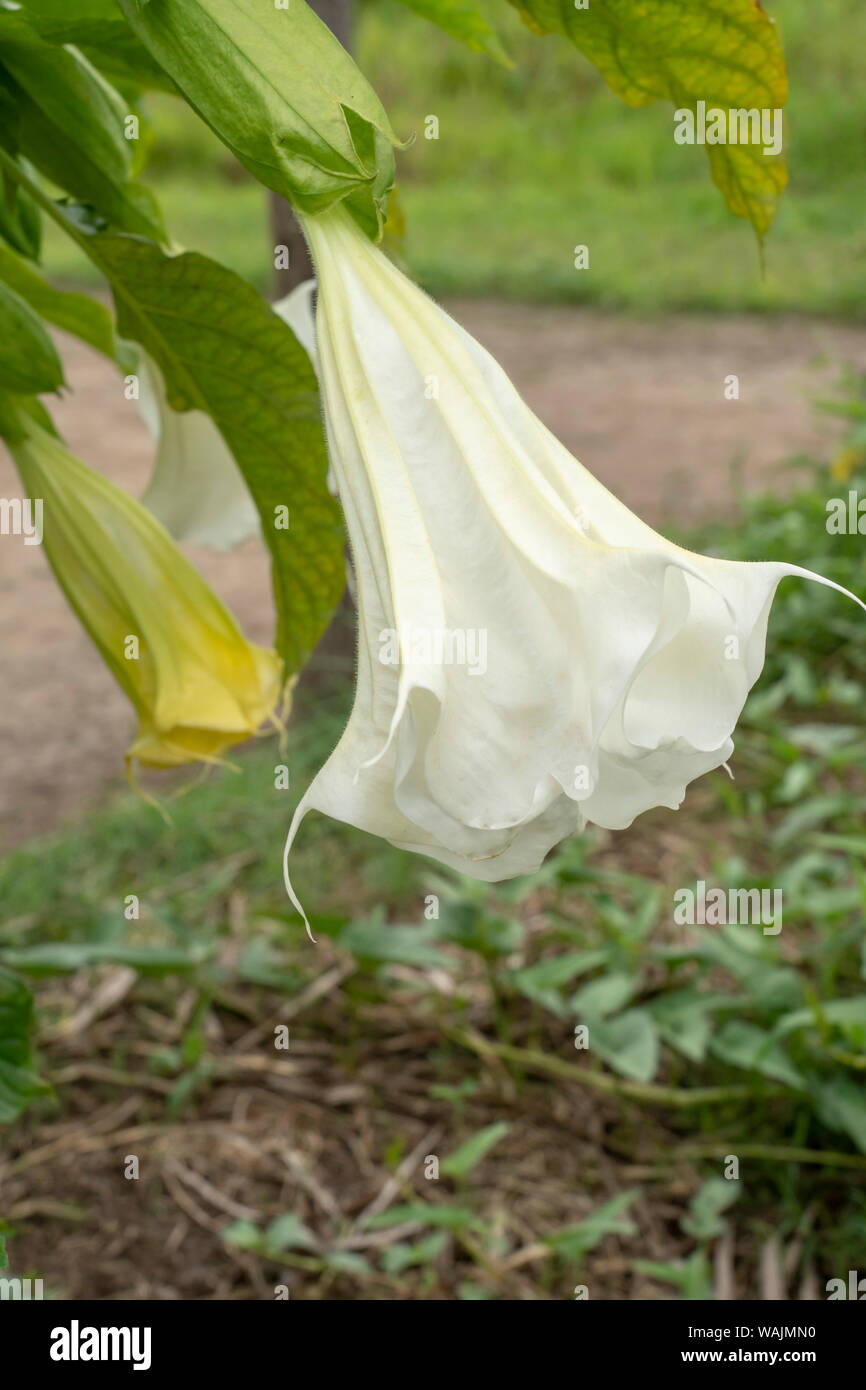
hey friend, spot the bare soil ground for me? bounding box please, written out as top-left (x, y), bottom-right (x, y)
top-left (1, 305), bottom-right (864, 849)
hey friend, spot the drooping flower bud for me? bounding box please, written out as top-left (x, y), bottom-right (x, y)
top-left (10, 416), bottom-right (284, 771)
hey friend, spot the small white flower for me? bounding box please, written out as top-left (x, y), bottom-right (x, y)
top-left (284, 206), bottom-right (862, 927)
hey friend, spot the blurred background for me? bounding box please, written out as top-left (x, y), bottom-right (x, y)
top-left (1, 0), bottom-right (865, 1301)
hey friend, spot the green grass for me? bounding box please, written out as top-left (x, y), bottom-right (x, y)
top-left (363, 0), bottom-right (866, 313)
top-left (39, 0), bottom-right (866, 315)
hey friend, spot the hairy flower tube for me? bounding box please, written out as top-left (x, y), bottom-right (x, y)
top-left (11, 416), bottom-right (284, 770)
top-left (284, 206), bottom-right (862, 925)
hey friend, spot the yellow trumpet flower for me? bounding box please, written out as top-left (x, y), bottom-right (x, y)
top-left (10, 416), bottom-right (284, 771)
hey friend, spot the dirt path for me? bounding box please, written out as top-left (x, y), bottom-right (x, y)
top-left (1, 305), bottom-right (864, 849)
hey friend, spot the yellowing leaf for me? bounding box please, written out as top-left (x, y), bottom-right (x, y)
top-left (508, 0), bottom-right (788, 238)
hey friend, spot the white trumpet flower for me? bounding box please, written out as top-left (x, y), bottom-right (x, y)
top-left (285, 205), bottom-right (862, 928)
top-left (138, 280), bottom-right (318, 549)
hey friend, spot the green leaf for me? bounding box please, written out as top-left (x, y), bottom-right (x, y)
top-left (263, 1212), bottom-right (318, 1253)
top-left (395, 0), bottom-right (512, 66)
top-left (118, 0), bottom-right (400, 237)
top-left (339, 916), bottom-right (450, 970)
top-left (0, 386), bottom-right (56, 443)
top-left (365, 1203), bottom-right (480, 1232)
top-left (775, 996), bottom-right (866, 1044)
top-left (647, 988), bottom-right (722, 1063)
top-left (508, 0), bottom-right (787, 237)
top-left (571, 971), bottom-right (634, 1019)
top-left (0, 966), bottom-right (51, 1124)
top-left (682, 1177), bottom-right (740, 1242)
top-left (547, 1190), bottom-right (639, 1259)
top-left (65, 229), bottom-right (344, 673)
top-left (585, 1007), bottom-right (660, 1083)
top-left (0, 243), bottom-right (117, 360)
top-left (17, 0), bottom-right (176, 92)
top-left (0, 280), bottom-right (63, 393)
top-left (709, 1020), bottom-right (805, 1090)
top-left (381, 1231), bottom-right (448, 1273)
top-left (0, 965), bottom-right (34, 1069)
top-left (634, 1250), bottom-right (713, 1299)
top-left (0, 164), bottom-right (41, 259)
top-left (440, 1122), bottom-right (509, 1178)
top-left (437, 901), bottom-right (524, 958)
top-left (0, 12), bottom-right (164, 238)
top-left (697, 928), bottom-right (802, 1010)
top-left (0, 1058), bottom-right (50, 1123)
top-left (324, 1250), bottom-right (371, 1275)
top-left (221, 1219), bottom-right (261, 1250)
top-left (812, 1075), bottom-right (866, 1154)
top-left (508, 948), bottom-right (609, 1017)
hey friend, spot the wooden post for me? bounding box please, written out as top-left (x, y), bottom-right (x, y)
top-left (270, 0), bottom-right (353, 297)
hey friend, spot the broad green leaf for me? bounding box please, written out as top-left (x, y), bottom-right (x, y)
top-left (697, 928), bottom-right (802, 1010)
top-left (62, 229), bottom-right (344, 672)
top-left (0, 11), bottom-right (164, 238)
top-left (17, 0), bottom-right (176, 92)
top-left (395, 0), bottom-right (512, 66)
top-left (585, 1007), bottom-right (659, 1083)
top-left (682, 1177), bottom-right (739, 1241)
top-left (775, 996), bottom-right (866, 1047)
top-left (437, 901), bottom-right (524, 957)
top-left (0, 966), bottom-right (51, 1123)
top-left (0, 385), bottom-right (56, 443)
top-left (366, 1203), bottom-right (480, 1232)
top-left (0, 965), bottom-right (34, 1068)
top-left (440, 1122), bottom-right (509, 1178)
top-left (508, 948), bottom-right (609, 1016)
top-left (340, 917), bottom-right (450, 969)
top-left (0, 164), bottom-right (41, 259)
top-left (571, 971), bottom-right (634, 1019)
top-left (0, 243), bottom-right (117, 360)
top-left (324, 1251), bottom-right (372, 1275)
top-left (221, 1220), bottom-right (260, 1250)
top-left (0, 1058), bottom-right (51, 1123)
top-left (18, 0), bottom-right (130, 32)
top-left (812, 1075), bottom-right (866, 1154)
top-left (710, 1020), bottom-right (805, 1090)
top-left (118, 0), bottom-right (400, 237)
top-left (0, 280), bottom-right (63, 393)
top-left (222, 1216), bottom-right (318, 1259)
top-left (634, 1250), bottom-right (713, 1299)
top-left (381, 1231), bottom-right (448, 1273)
top-left (647, 988), bottom-right (720, 1064)
top-left (508, 0), bottom-right (787, 237)
top-left (547, 1190), bottom-right (639, 1259)
top-left (263, 1212), bottom-right (318, 1252)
